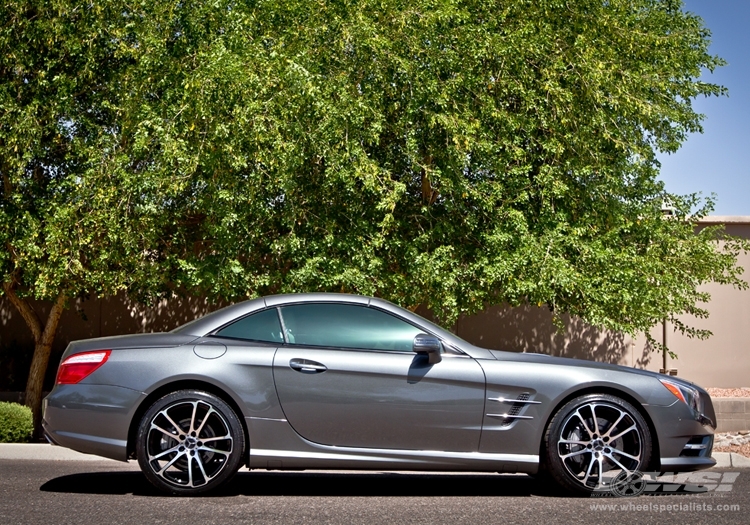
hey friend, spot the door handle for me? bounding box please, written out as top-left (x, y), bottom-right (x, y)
top-left (289, 358), bottom-right (327, 373)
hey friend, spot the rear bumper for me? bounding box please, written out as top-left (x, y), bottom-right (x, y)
top-left (42, 383), bottom-right (146, 462)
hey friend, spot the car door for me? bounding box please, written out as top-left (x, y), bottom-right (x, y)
top-left (272, 303), bottom-right (486, 452)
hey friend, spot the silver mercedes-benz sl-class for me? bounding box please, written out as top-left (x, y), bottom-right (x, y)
top-left (43, 293), bottom-right (716, 495)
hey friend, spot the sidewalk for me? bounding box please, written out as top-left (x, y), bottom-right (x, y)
top-left (0, 443), bottom-right (117, 461)
top-left (713, 452), bottom-right (750, 468)
top-left (1, 443), bottom-right (749, 468)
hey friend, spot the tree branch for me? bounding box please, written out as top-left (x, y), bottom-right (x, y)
top-left (421, 170), bottom-right (439, 205)
top-left (40, 292), bottom-right (67, 347)
top-left (2, 281), bottom-right (43, 344)
top-left (1, 156), bottom-right (13, 197)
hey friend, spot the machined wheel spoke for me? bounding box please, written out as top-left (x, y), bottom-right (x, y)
top-left (189, 402), bottom-right (199, 434)
top-left (195, 452), bottom-right (212, 482)
top-left (608, 446), bottom-right (640, 462)
top-left (561, 448), bottom-right (590, 460)
top-left (559, 439), bottom-right (589, 446)
top-left (609, 424), bottom-right (638, 443)
top-left (151, 423), bottom-right (179, 440)
top-left (574, 410), bottom-right (595, 438)
top-left (149, 444), bottom-right (182, 461)
top-left (581, 454), bottom-right (606, 488)
top-left (198, 445), bottom-right (231, 456)
top-left (605, 452), bottom-right (635, 475)
top-left (187, 454), bottom-right (195, 487)
top-left (200, 434), bottom-right (231, 444)
top-left (195, 407), bottom-right (216, 437)
top-left (159, 410), bottom-right (185, 437)
top-left (602, 412), bottom-right (627, 439)
top-left (590, 405), bottom-right (601, 436)
top-left (156, 450), bottom-right (186, 475)
top-left (582, 454), bottom-right (597, 485)
top-left (596, 455), bottom-right (604, 488)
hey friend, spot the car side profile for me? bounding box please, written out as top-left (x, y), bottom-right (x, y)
top-left (43, 293), bottom-right (716, 495)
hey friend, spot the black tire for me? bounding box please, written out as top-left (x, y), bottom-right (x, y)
top-left (136, 390), bottom-right (245, 495)
top-left (542, 394), bottom-right (652, 495)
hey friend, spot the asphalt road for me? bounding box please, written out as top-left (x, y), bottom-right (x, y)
top-left (0, 460), bottom-right (747, 525)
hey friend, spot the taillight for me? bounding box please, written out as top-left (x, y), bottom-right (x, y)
top-left (56, 350), bottom-right (111, 384)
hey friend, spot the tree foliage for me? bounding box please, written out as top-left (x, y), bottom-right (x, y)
top-left (111, 0), bottom-right (742, 333)
top-left (1, 0), bottom-right (747, 425)
top-left (1, 0), bottom-right (172, 428)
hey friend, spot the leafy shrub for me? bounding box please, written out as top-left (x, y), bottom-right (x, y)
top-left (0, 402), bottom-right (33, 443)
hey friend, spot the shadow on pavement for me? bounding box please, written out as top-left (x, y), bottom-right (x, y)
top-left (40, 471), bottom-right (549, 497)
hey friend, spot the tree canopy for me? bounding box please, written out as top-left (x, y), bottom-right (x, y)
top-left (1, 0), bottom-right (175, 426)
top-left (1, 0), bottom-right (747, 426)
top-left (108, 0), bottom-right (741, 333)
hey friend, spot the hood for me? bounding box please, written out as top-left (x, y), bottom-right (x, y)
top-left (488, 349), bottom-right (707, 393)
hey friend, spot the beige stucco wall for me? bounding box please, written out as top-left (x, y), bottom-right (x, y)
top-left (1, 217), bottom-right (748, 389)
top-left (0, 295), bottom-right (226, 358)
top-left (453, 304), bottom-right (635, 365)
top-left (452, 218), bottom-right (750, 387)
top-left (632, 220), bottom-right (750, 387)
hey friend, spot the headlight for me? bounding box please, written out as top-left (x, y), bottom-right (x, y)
top-left (660, 378), bottom-right (702, 413)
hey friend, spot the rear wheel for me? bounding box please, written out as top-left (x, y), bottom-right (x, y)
top-left (543, 394), bottom-right (652, 495)
top-left (136, 390), bottom-right (245, 495)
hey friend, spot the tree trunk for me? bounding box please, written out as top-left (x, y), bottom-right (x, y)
top-left (3, 282), bottom-right (67, 438)
top-left (26, 293), bottom-right (67, 437)
top-left (24, 340), bottom-right (55, 437)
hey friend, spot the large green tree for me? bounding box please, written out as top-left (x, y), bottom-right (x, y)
top-left (143, 0), bottom-right (744, 333)
top-left (2, 0), bottom-right (747, 432)
top-left (0, 1), bottom-right (174, 431)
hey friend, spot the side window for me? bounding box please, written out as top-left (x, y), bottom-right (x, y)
top-left (279, 303), bottom-right (423, 352)
top-left (215, 308), bottom-right (283, 343)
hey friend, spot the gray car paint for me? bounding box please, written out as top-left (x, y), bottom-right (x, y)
top-left (43, 293), bottom-right (716, 475)
top-left (273, 348), bottom-right (485, 451)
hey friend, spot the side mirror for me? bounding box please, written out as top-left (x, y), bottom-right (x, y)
top-left (413, 333), bottom-right (442, 364)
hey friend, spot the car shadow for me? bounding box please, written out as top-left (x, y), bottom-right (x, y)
top-left (40, 471), bottom-right (549, 497)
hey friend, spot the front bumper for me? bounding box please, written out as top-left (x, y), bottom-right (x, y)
top-left (647, 401), bottom-right (716, 472)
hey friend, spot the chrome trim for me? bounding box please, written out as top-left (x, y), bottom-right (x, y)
top-left (56, 431), bottom-right (128, 448)
top-left (683, 443), bottom-right (708, 450)
top-left (486, 414), bottom-right (533, 420)
top-left (248, 416), bottom-right (288, 422)
top-left (439, 349), bottom-right (471, 358)
top-left (251, 447), bottom-right (539, 464)
top-left (488, 397), bottom-right (541, 404)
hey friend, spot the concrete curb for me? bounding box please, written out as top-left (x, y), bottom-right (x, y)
top-left (2, 443), bottom-right (749, 468)
top-left (713, 452), bottom-right (750, 468)
top-left (712, 452), bottom-right (731, 468)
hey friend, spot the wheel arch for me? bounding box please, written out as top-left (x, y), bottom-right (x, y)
top-left (127, 379), bottom-right (250, 466)
top-left (539, 385), bottom-right (661, 471)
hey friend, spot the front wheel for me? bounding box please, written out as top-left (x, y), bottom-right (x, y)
top-left (543, 394), bottom-right (652, 495)
top-left (136, 390), bottom-right (245, 495)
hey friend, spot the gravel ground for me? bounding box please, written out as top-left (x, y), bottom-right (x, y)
top-left (713, 432), bottom-right (750, 457)
top-left (707, 387), bottom-right (750, 398)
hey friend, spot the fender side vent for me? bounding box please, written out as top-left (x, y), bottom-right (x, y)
top-left (501, 393), bottom-right (531, 427)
